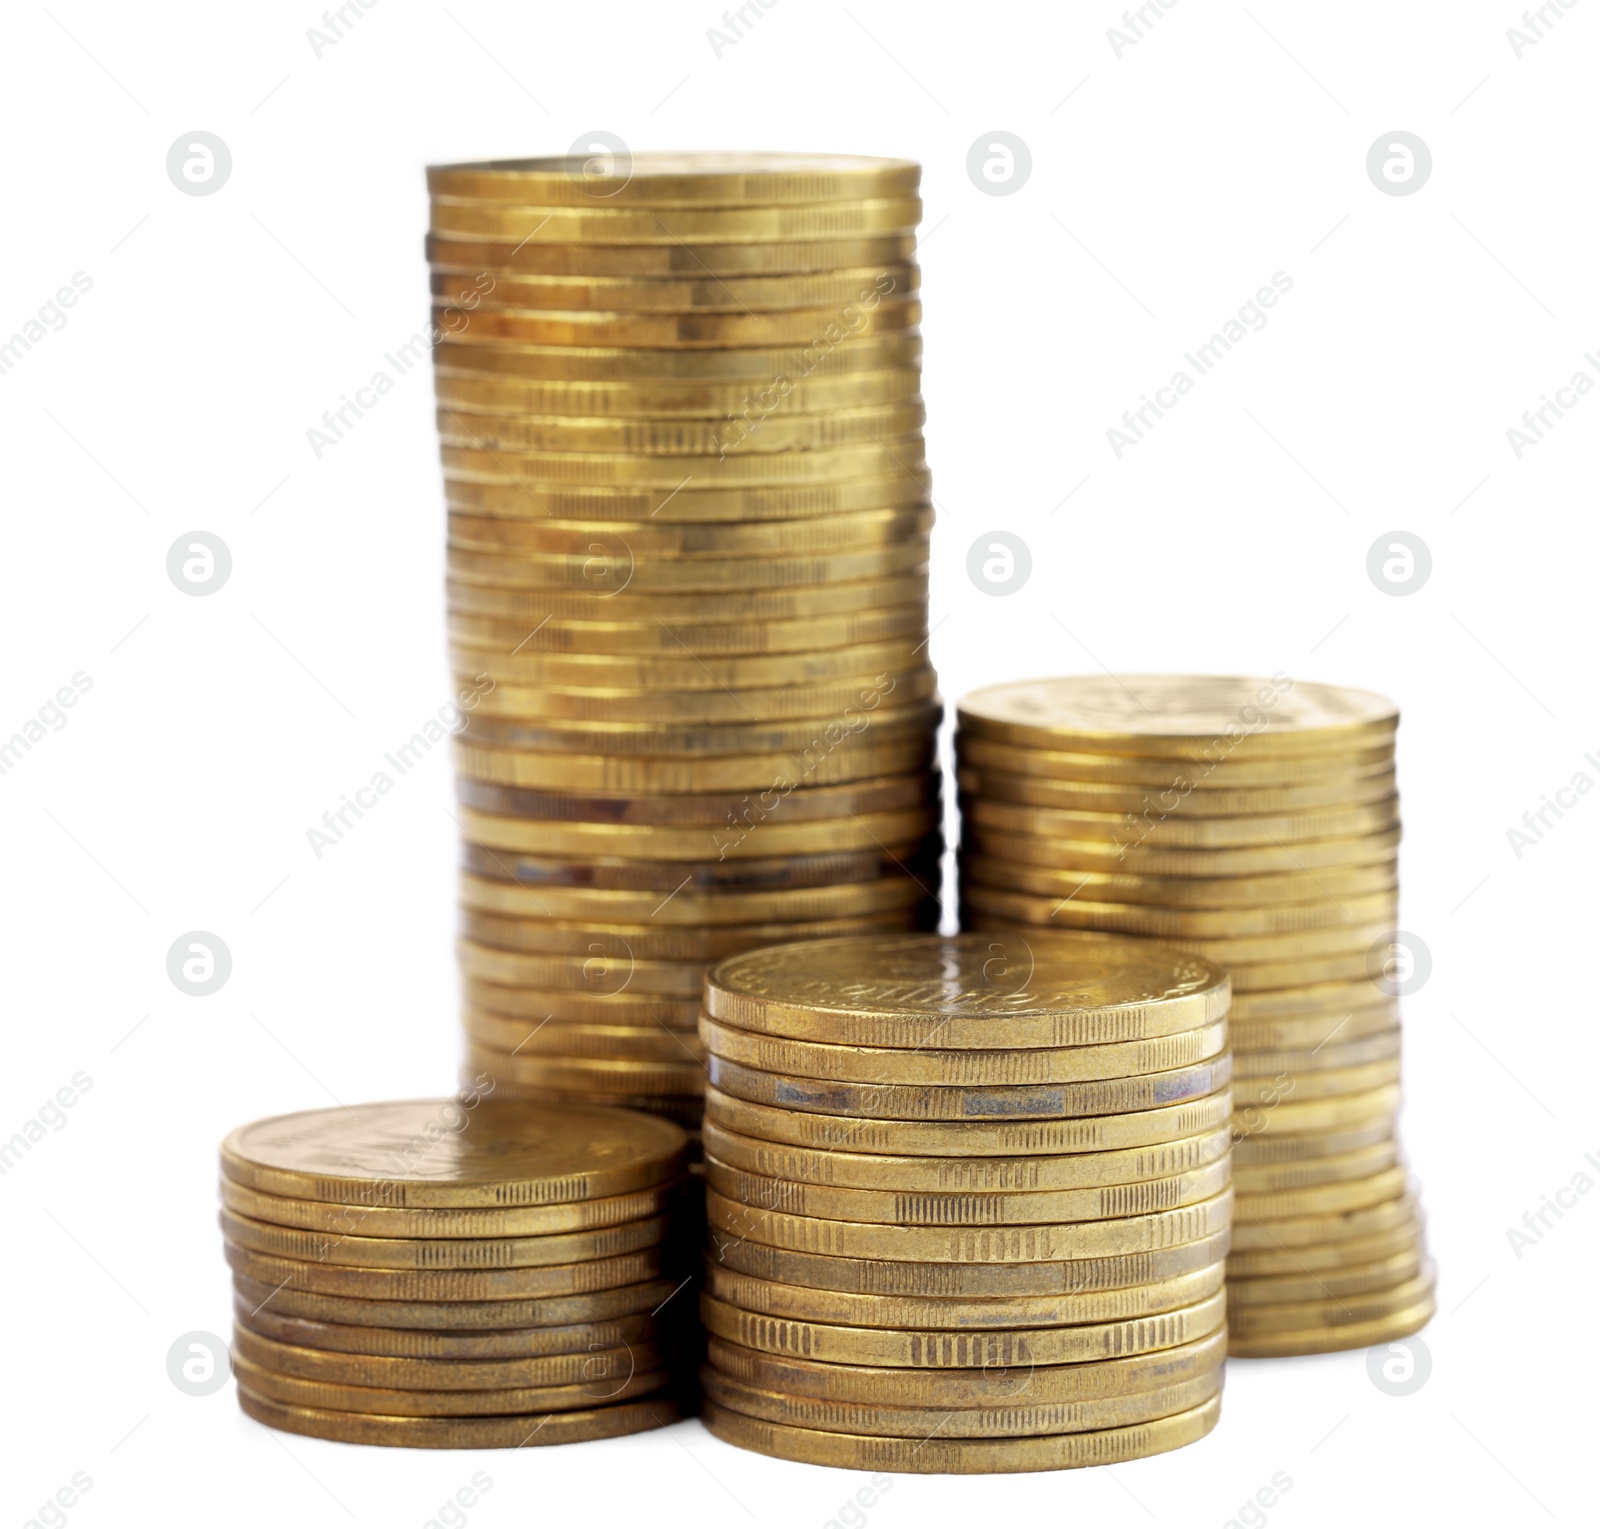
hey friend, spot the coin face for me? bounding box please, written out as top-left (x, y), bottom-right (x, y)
top-left (220, 1098), bottom-right (687, 1207)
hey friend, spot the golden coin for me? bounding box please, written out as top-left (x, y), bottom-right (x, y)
top-left (956, 856), bottom-right (1398, 909)
top-left (457, 949), bottom-right (707, 1008)
top-left (457, 837), bottom-right (936, 894)
top-left (956, 765), bottom-right (1398, 816)
top-left (1225, 1222), bottom-right (1424, 1279)
top-left (449, 570), bottom-right (927, 618)
top-left (223, 1241), bottom-right (666, 1301)
top-left (703, 1084), bottom-right (1236, 1159)
top-left (707, 1327), bottom-right (1228, 1406)
top-left (697, 1014), bottom-right (1229, 1087)
top-left (1226, 1296), bottom-right (1433, 1358)
top-left (1229, 1187), bottom-right (1418, 1249)
top-left (702, 1261), bottom-right (1226, 1331)
top-left (699, 1288), bottom-right (1226, 1368)
top-left (478, 1079), bottom-right (705, 1130)
top-left (465, 1014), bottom-right (702, 1061)
top-left (459, 872), bottom-right (930, 924)
top-left (454, 770), bottom-right (935, 824)
top-left (1232, 1030), bottom-right (1401, 1076)
top-left (460, 953), bottom-right (703, 999)
top-left (700, 1154), bottom-right (1232, 1227)
top-left (456, 702), bottom-right (940, 757)
top-left (433, 367), bottom-right (923, 419)
top-left (426, 154), bottom-right (922, 208)
top-left (1232, 1141), bottom-right (1399, 1193)
top-left (237, 1386), bottom-right (681, 1447)
top-left (1229, 1003), bottom-right (1400, 1049)
top-left (442, 472), bottom-right (930, 523)
top-left (956, 886), bottom-right (1399, 939)
top-left (456, 906), bottom-right (932, 964)
top-left (701, 1366), bottom-right (1221, 1440)
top-left (956, 733), bottom-right (1395, 786)
top-left (234, 1293), bottom-right (663, 1356)
top-left (957, 675), bottom-right (1398, 758)
top-left (454, 643), bottom-right (930, 691)
top-left (232, 1272), bottom-right (676, 1331)
top-left (711, 1231), bottom-right (1234, 1300)
top-left (428, 195), bottom-right (923, 243)
top-left (699, 1118), bottom-right (1232, 1193)
top-left (704, 1053), bottom-right (1233, 1122)
top-left (437, 300), bottom-right (921, 349)
top-left (704, 1185), bottom-right (1234, 1264)
top-left (701, 1393), bottom-right (1221, 1472)
top-left (1233, 1165), bottom-right (1408, 1220)
top-left (456, 807), bottom-right (940, 862)
top-left (446, 504), bottom-right (933, 555)
top-left (218, 1178), bottom-right (678, 1238)
top-left (220, 1208), bottom-right (670, 1269)
top-left (959, 827), bottom-right (1401, 878)
top-left (234, 1352), bottom-right (667, 1416)
top-left (461, 1050), bottom-right (705, 1099)
top-left (959, 794), bottom-right (1400, 849)
top-left (233, 1326), bottom-right (659, 1391)
top-left (426, 231), bottom-right (918, 277)
top-left (1222, 1249), bottom-right (1423, 1306)
top-left (1229, 980), bottom-right (1397, 1023)
top-left (704, 930), bottom-right (1227, 1046)
top-left (1231, 1084), bottom-right (1401, 1140)
top-left (1231, 1115), bottom-right (1398, 1165)
top-left (1210, 950), bottom-right (1381, 993)
top-left (429, 265), bottom-right (921, 315)
top-left (220, 1097), bottom-right (686, 1207)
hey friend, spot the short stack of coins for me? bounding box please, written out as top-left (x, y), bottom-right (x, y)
top-left (695, 931), bottom-right (1234, 1472)
top-left (426, 153), bottom-right (941, 1128)
top-left (955, 675), bottom-right (1435, 1356)
top-left (219, 1097), bottom-right (691, 1446)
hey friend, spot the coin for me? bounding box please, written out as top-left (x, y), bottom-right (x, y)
top-left (234, 1352), bottom-right (667, 1416)
top-left (426, 154), bottom-right (922, 207)
top-left (220, 1098), bottom-right (687, 1207)
top-left (954, 765), bottom-right (1399, 815)
top-left (706, 1327), bottom-right (1228, 1405)
top-left (1229, 980), bottom-right (1398, 1023)
top-left (701, 1261), bottom-right (1226, 1331)
top-left (218, 1178), bottom-right (679, 1237)
top-left (700, 1393), bottom-right (1222, 1472)
top-left (704, 1053), bottom-right (1234, 1123)
top-left (456, 955), bottom-right (705, 1012)
top-left (460, 1051), bottom-right (705, 1098)
top-left (1230, 1186), bottom-right (1417, 1251)
top-left (1232, 1165), bottom-right (1408, 1220)
top-left (1225, 1265), bottom-right (1435, 1335)
top-left (711, 1230), bottom-right (1235, 1298)
top-left (480, 1080), bottom-right (706, 1130)
top-left (425, 232), bottom-right (918, 277)
top-left (1230, 1116), bottom-right (1398, 1166)
top-left (464, 1014), bottom-right (702, 1060)
top-left (704, 931), bottom-right (1228, 1047)
top-left (699, 1288), bottom-right (1226, 1367)
top-left (955, 733), bottom-right (1395, 786)
top-left (1225, 1296), bottom-right (1434, 1358)
top-left (449, 571), bottom-right (928, 619)
top-left (1231, 1029), bottom-right (1401, 1076)
top-left (453, 639), bottom-right (928, 687)
top-left (698, 1118), bottom-right (1232, 1193)
top-left (231, 1273), bottom-right (676, 1331)
top-left (703, 1084), bottom-right (1236, 1158)
top-left (955, 886), bottom-right (1399, 939)
top-left (701, 1366), bottom-right (1222, 1439)
top-left (960, 827), bottom-right (1401, 878)
top-left (1231, 1141), bottom-right (1399, 1193)
top-left (1224, 1222), bottom-right (1424, 1279)
top-left (957, 676), bottom-right (1398, 758)
top-left (1232, 1080), bottom-right (1403, 1141)
top-left (224, 1241), bottom-right (666, 1301)
top-left (700, 1154), bottom-right (1232, 1227)
top-left (697, 1014), bottom-right (1229, 1086)
top-left (1228, 1004), bottom-right (1400, 1049)
top-left (237, 1387), bottom-right (682, 1447)
top-left (704, 1186), bottom-right (1234, 1263)
top-left (1221, 1249), bottom-right (1424, 1306)
top-left (234, 1295), bottom-right (662, 1357)
top-left (958, 857), bottom-right (1398, 909)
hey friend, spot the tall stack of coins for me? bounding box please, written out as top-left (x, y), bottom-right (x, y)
top-left (426, 154), bottom-right (941, 1128)
top-left (696, 932), bottom-right (1233, 1472)
top-left (219, 1097), bottom-right (691, 1446)
top-left (955, 675), bottom-right (1434, 1356)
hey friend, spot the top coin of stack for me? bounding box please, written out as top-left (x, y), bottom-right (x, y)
top-left (426, 153), bottom-right (941, 1131)
top-left (219, 1095), bottom-right (691, 1447)
top-left (696, 931), bottom-right (1234, 1473)
top-left (955, 675), bottom-right (1433, 1357)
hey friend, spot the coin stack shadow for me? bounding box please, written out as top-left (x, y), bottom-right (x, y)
top-left (955, 675), bottom-right (1435, 1357)
top-left (426, 153), bottom-right (943, 1131)
top-left (220, 1098), bottom-right (694, 1446)
top-left (695, 932), bottom-right (1234, 1472)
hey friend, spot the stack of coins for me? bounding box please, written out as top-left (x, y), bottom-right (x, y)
top-left (219, 1097), bottom-right (692, 1446)
top-left (955, 675), bottom-right (1434, 1356)
top-left (695, 932), bottom-right (1234, 1472)
top-left (426, 153), bottom-right (941, 1128)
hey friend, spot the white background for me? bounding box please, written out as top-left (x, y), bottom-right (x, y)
top-left (2, 2), bottom-right (1595, 1525)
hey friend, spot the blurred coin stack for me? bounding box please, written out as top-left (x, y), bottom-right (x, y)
top-left (955, 675), bottom-right (1434, 1356)
top-left (695, 932), bottom-right (1234, 1472)
top-left (220, 1098), bottom-right (691, 1446)
top-left (426, 153), bottom-right (942, 1130)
